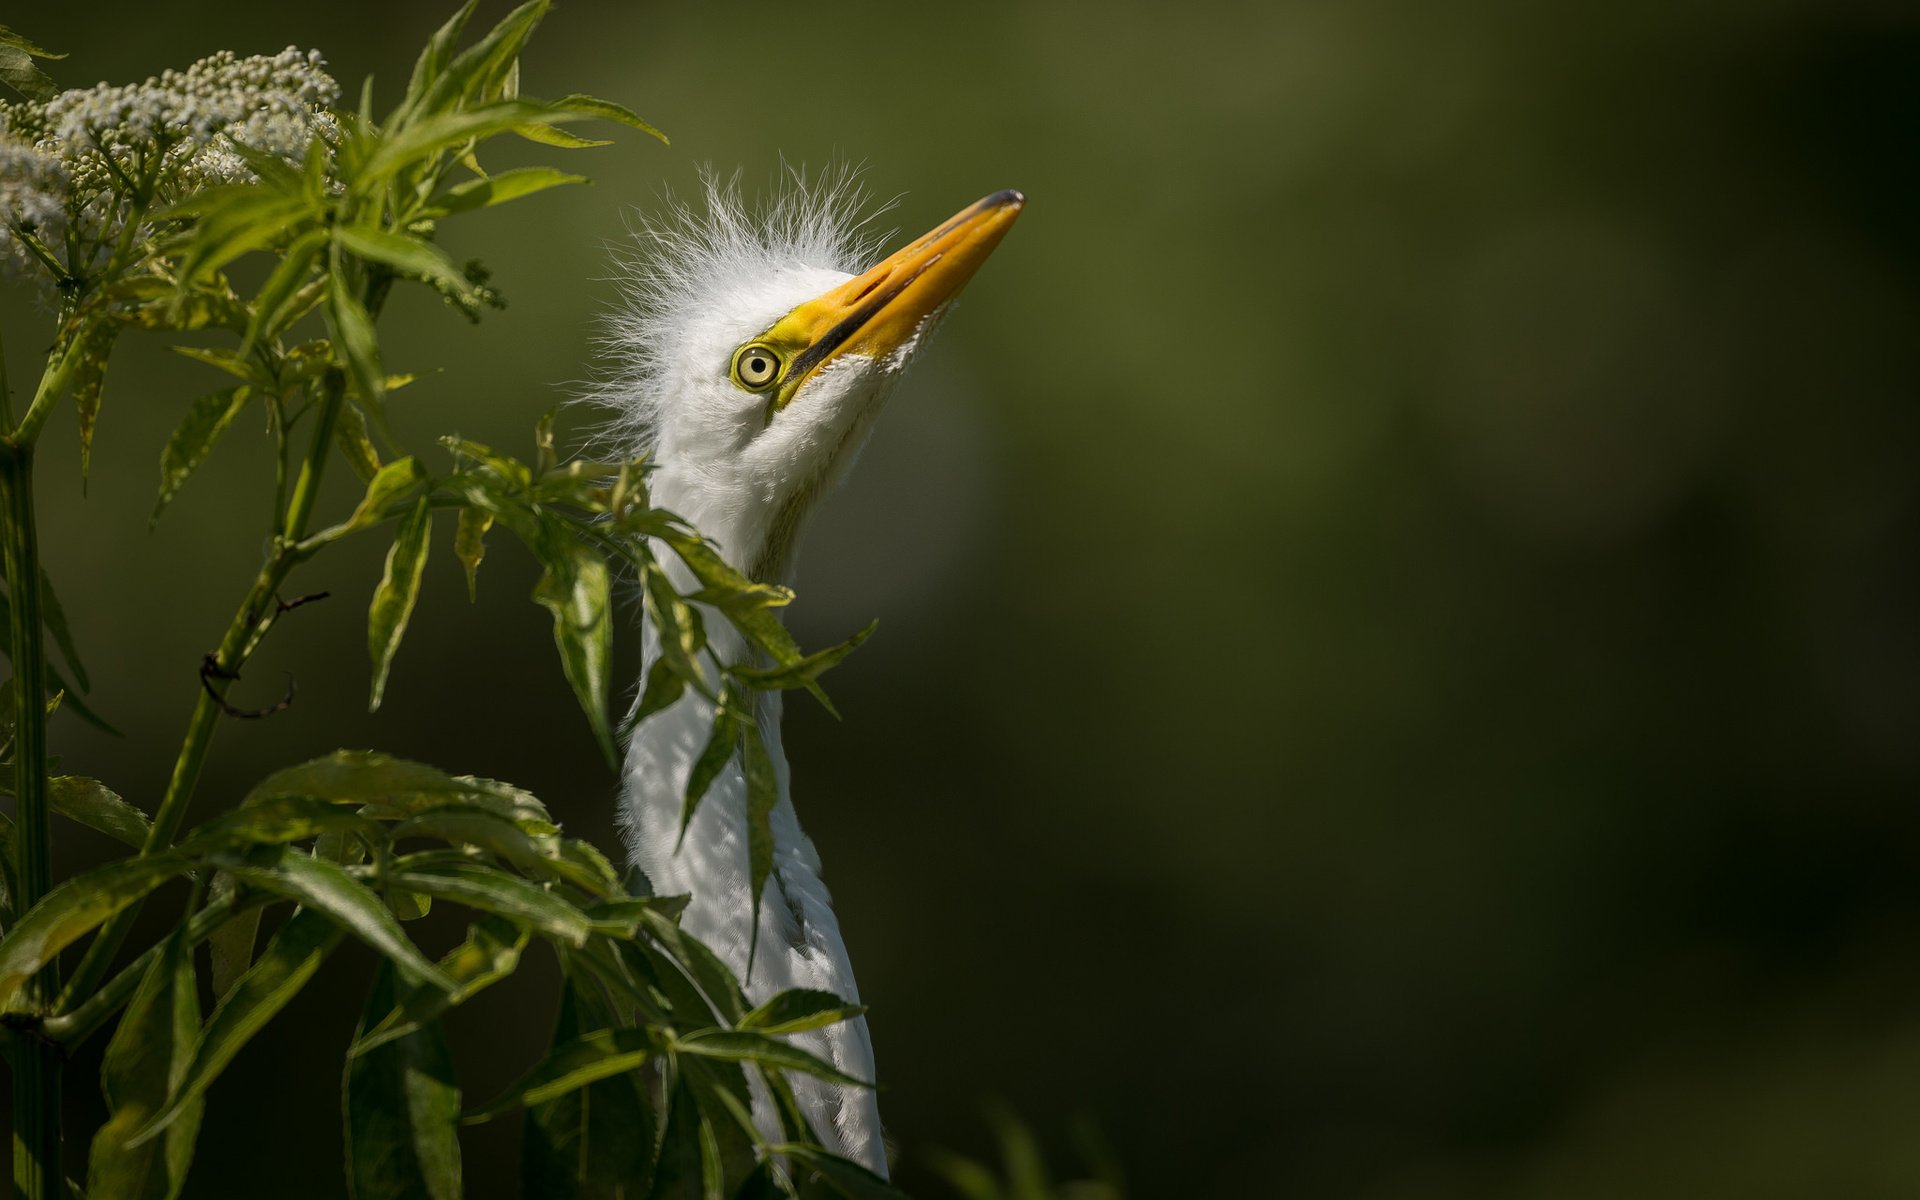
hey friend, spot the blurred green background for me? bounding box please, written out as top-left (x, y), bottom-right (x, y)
top-left (5, 0), bottom-right (1919, 1195)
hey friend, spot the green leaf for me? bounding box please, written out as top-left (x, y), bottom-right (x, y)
top-left (549, 93), bottom-right (668, 144)
top-left (729, 621), bottom-right (877, 705)
top-left (242, 751), bottom-right (554, 829)
top-left (520, 983), bottom-right (656, 1198)
top-left (413, 0), bottom-right (550, 119)
top-left (0, 42), bottom-right (55, 102)
top-left (178, 795), bottom-right (382, 854)
top-left (679, 690), bottom-right (740, 851)
top-left (168, 346), bottom-right (262, 387)
top-left (205, 873), bottom-right (260, 1000)
top-left (344, 961), bottom-right (463, 1200)
top-left (363, 100), bottom-right (563, 183)
top-left (211, 845), bottom-right (454, 990)
top-left (622, 657), bottom-right (686, 739)
top-left (151, 386), bottom-right (252, 525)
top-left (465, 1027), bottom-right (655, 1122)
top-left (399, 0), bottom-right (478, 116)
top-left (72, 322), bottom-right (120, 481)
top-left (351, 918), bottom-right (527, 1058)
top-left (334, 400), bottom-right (384, 482)
top-left (85, 923), bottom-right (201, 1200)
top-left (453, 507), bottom-right (491, 601)
top-left (239, 227), bottom-right (328, 358)
top-left (37, 567), bottom-right (88, 692)
top-left (388, 862), bottom-right (592, 947)
top-left (368, 497), bottom-right (432, 711)
top-left (740, 720), bottom-right (778, 977)
top-left (531, 520), bottom-right (615, 763)
top-left (427, 167), bottom-right (587, 217)
top-left (136, 909), bottom-right (342, 1144)
top-left (673, 1031), bottom-right (870, 1090)
top-left (340, 456), bottom-right (429, 534)
top-left (49, 776), bottom-right (150, 849)
top-left (737, 990), bottom-right (866, 1037)
top-left (634, 908), bottom-right (745, 1027)
top-left (0, 856), bottom-right (188, 1012)
top-left (326, 281), bottom-right (386, 413)
top-left (771, 1145), bottom-right (909, 1200)
top-left (648, 1076), bottom-right (716, 1200)
top-left (335, 225), bottom-right (474, 302)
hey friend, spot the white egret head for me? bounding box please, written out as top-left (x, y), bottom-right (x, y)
top-left (596, 176), bottom-right (1024, 581)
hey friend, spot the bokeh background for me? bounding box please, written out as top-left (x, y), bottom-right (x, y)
top-left (5, 0), bottom-right (1919, 1195)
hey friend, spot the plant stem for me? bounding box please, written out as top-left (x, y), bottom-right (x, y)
top-left (0, 437), bottom-right (62, 1200)
top-left (56, 368), bottom-right (348, 1010)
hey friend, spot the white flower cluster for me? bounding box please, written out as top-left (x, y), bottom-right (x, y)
top-left (0, 47), bottom-right (339, 279)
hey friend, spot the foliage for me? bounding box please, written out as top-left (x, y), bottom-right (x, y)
top-left (0, 4), bottom-right (907, 1197)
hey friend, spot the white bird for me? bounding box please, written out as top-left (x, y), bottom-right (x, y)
top-left (597, 176), bottom-right (1024, 1175)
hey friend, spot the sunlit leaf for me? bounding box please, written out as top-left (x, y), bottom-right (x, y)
top-left (336, 225), bottom-right (474, 302)
top-left (334, 400), bottom-right (384, 482)
top-left (0, 856), bottom-right (188, 1012)
top-left (673, 1031), bottom-right (870, 1090)
top-left (368, 497), bottom-right (432, 711)
top-left (531, 520), bottom-right (614, 763)
top-left (427, 167), bottom-right (586, 217)
top-left (621, 657), bottom-right (686, 739)
top-left (210, 845), bottom-right (454, 990)
top-left (737, 990), bottom-right (866, 1037)
top-left (243, 751), bottom-right (555, 830)
top-left (151, 386), bottom-right (252, 525)
top-left (453, 506), bottom-right (491, 601)
top-left (549, 93), bottom-right (667, 144)
top-left (49, 776), bottom-right (150, 849)
top-left (388, 861), bottom-right (593, 947)
top-left (465, 1026), bottom-right (655, 1122)
top-left (345, 962), bottom-right (463, 1200)
top-left (326, 280), bottom-right (386, 414)
top-left (399, 0), bottom-right (478, 116)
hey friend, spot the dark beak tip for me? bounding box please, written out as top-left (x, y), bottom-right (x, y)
top-left (989, 188), bottom-right (1027, 210)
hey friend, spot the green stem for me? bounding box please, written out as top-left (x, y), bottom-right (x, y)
top-left (1, 438), bottom-right (62, 1200)
top-left (41, 888), bottom-right (262, 1050)
top-left (12, 316), bottom-right (87, 447)
top-left (56, 368), bottom-right (348, 1010)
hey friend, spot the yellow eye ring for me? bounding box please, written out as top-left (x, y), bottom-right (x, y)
top-left (732, 344), bottom-right (782, 391)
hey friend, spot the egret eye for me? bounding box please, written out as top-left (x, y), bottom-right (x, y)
top-left (733, 345), bottom-right (781, 391)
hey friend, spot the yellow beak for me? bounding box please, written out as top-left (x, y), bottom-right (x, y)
top-left (769, 189), bottom-right (1026, 399)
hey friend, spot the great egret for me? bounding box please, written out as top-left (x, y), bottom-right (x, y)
top-left (601, 179), bottom-right (1024, 1175)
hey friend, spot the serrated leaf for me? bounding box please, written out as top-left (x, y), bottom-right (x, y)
top-left (388, 861), bottom-right (592, 947)
top-left (72, 322), bottom-right (120, 480)
top-left (674, 1031), bottom-right (869, 1089)
top-left (345, 961), bottom-right (463, 1200)
top-left (152, 386), bottom-right (252, 525)
top-left (0, 856), bottom-right (188, 1012)
top-left (177, 795), bottom-right (382, 854)
top-left (465, 1027), bottom-right (655, 1122)
top-left (531, 520), bottom-right (614, 763)
top-left (243, 751), bottom-right (554, 829)
top-left (520, 983), bottom-right (656, 1198)
top-left (335, 225), bottom-right (473, 301)
top-left (85, 922), bottom-right (201, 1200)
top-left (413, 0), bottom-right (550, 119)
top-left (737, 990), bottom-right (866, 1037)
top-left (453, 506), bottom-right (491, 601)
top-left (135, 909), bottom-right (342, 1144)
top-left (211, 845), bottom-right (454, 991)
top-left (0, 43), bottom-right (55, 102)
top-left (49, 776), bottom-right (150, 849)
top-left (368, 497), bottom-right (432, 710)
top-left (550, 93), bottom-right (668, 144)
top-left (428, 167), bottom-right (586, 217)
top-left (730, 621), bottom-right (876, 700)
